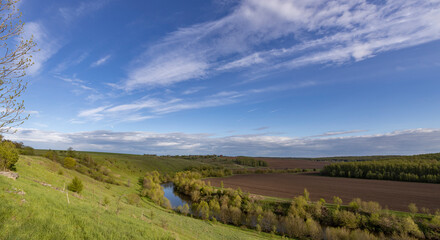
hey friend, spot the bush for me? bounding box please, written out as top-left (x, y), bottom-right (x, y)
top-left (126, 193), bottom-right (141, 206)
top-left (64, 157), bottom-right (77, 169)
top-left (19, 146), bottom-right (35, 155)
top-left (325, 227), bottom-right (350, 240)
top-left (0, 141), bottom-right (19, 171)
top-left (67, 177), bottom-right (83, 193)
top-left (408, 203), bottom-right (418, 215)
top-left (103, 196), bottom-right (110, 206)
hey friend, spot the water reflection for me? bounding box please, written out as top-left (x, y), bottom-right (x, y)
top-left (161, 182), bottom-right (192, 209)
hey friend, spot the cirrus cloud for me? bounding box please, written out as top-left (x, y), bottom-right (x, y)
top-left (121, 0), bottom-right (440, 90)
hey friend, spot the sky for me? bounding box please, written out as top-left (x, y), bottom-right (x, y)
top-left (4, 0), bottom-right (440, 157)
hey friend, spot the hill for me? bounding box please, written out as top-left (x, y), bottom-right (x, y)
top-left (0, 154), bottom-right (282, 240)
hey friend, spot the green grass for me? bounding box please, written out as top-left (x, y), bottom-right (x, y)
top-left (0, 155), bottom-right (284, 239)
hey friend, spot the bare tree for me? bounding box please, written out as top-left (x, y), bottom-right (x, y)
top-left (0, 0), bottom-right (36, 133)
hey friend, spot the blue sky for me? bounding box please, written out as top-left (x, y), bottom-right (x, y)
top-left (6, 0), bottom-right (440, 156)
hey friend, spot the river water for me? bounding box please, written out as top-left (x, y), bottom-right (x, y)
top-left (161, 182), bottom-right (192, 209)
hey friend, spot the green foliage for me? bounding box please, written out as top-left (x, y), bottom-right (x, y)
top-left (64, 157), bottom-right (77, 169)
top-left (19, 146), bottom-right (35, 155)
top-left (197, 201), bottom-right (210, 220)
top-left (43, 149), bottom-right (58, 162)
top-left (0, 141), bottom-right (19, 171)
top-left (333, 196), bottom-right (343, 209)
top-left (408, 203), bottom-right (418, 214)
top-left (67, 176), bottom-right (83, 194)
top-left (139, 171), bottom-right (169, 207)
top-left (1, 156), bottom-right (277, 240)
top-left (169, 169), bottom-right (436, 239)
top-left (66, 147), bottom-right (77, 158)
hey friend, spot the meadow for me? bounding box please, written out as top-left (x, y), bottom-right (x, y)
top-left (3, 148), bottom-right (440, 239)
top-left (0, 154), bottom-right (284, 240)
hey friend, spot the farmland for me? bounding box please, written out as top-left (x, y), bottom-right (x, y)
top-left (207, 173), bottom-right (440, 212)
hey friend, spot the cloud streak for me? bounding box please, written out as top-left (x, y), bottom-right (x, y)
top-left (59, 0), bottom-right (109, 22)
top-left (75, 81), bottom-right (314, 122)
top-left (6, 128), bottom-right (440, 157)
top-left (91, 55), bottom-right (111, 67)
top-left (22, 22), bottom-right (61, 75)
top-left (122, 0), bottom-right (440, 90)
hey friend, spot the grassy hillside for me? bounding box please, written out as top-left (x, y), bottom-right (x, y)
top-left (0, 155), bottom-right (283, 240)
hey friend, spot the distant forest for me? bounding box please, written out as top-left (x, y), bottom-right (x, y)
top-left (321, 153), bottom-right (440, 183)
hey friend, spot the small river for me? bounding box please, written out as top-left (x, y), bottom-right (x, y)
top-left (161, 182), bottom-right (192, 209)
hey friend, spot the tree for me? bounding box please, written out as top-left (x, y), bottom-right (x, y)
top-left (333, 196), bottom-right (343, 210)
top-left (408, 203), bottom-right (418, 215)
top-left (67, 176), bottom-right (83, 194)
top-left (0, 0), bottom-right (36, 133)
top-left (66, 147), bottom-right (76, 158)
top-left (64, 157), bottom-right (76, 169)
top-left (0, 140), bottom-right (18, 170)
top-left (197, 201), bottom-right (210, 220)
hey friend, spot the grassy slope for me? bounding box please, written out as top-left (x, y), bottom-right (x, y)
top-left (0, 155), bottom-right (282, 240)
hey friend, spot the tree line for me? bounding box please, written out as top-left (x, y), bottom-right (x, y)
top-left (232, 157), bottom-right (268, 167)
top-left (140, 170), bottom-right (440, 239)
top-left (321, 159), bottom-right (440, 183)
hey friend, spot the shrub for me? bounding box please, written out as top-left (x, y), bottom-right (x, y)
top-left (126, 193), bottom-right (141, 206)
top-left (408, 203), bottom-right (418, 215)
top-left (349, 198), bottom-right (361, 212)
top-left (333, 210), bottom-right (359, 229)
top-left (197, 201), bottom-right (210, 220)
top-left (0, 141), bottom-right (19, 171)
top-left (360, 201), bottom-right (382, 214)
top-left (64, 157), bottom-right (76, 169)
top-left (349, 229), bottom-right (378, 240)
top-left (325, 227), bottom-right (350, 240)
top-left (333, 196), bottom-right (343, 210)
top-left (103, 196), bottom-right (110, 206)
top-left (19, 146), bottom-right (35, 155)
top-left (67, 177), bottom-right (83, 193)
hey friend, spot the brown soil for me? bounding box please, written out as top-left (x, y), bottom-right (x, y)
top-left (207, 173), bottom-right (440, 212)
top-left (257, 158), bottom-right (331, 169)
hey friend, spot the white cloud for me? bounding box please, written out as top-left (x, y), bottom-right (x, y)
top-left (6, 128), bottom-right (440, 157)
top-left (56, 75), bottom-right (95, 92)
top-left (78, 106), bottom-right (109, 120)
top-left (91, 55), bottom-right (111, 67)
top-left (22, 22), bottom-right (60, 75)
top-left (125, 56), bottom-right (208, 89)
top-left (310, 130), bottom-right (368, 138)
top-left (59, 0), bottom-right (109, 22)
top-left (77, 81), bottom-right (315, 122)
top-left (122, 0), bottom-right (440, 89)
top-left (53, 52), bottom-right (89, 73)
top-left (254, 126), bottom-right (269, 131)
top-left (182, 87), bottom-right (205, 95)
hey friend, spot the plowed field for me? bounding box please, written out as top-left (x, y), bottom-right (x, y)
top-left (207, 173), bottom-right (440, 211)
top-left (258, 158), bottom-right (330, 169)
